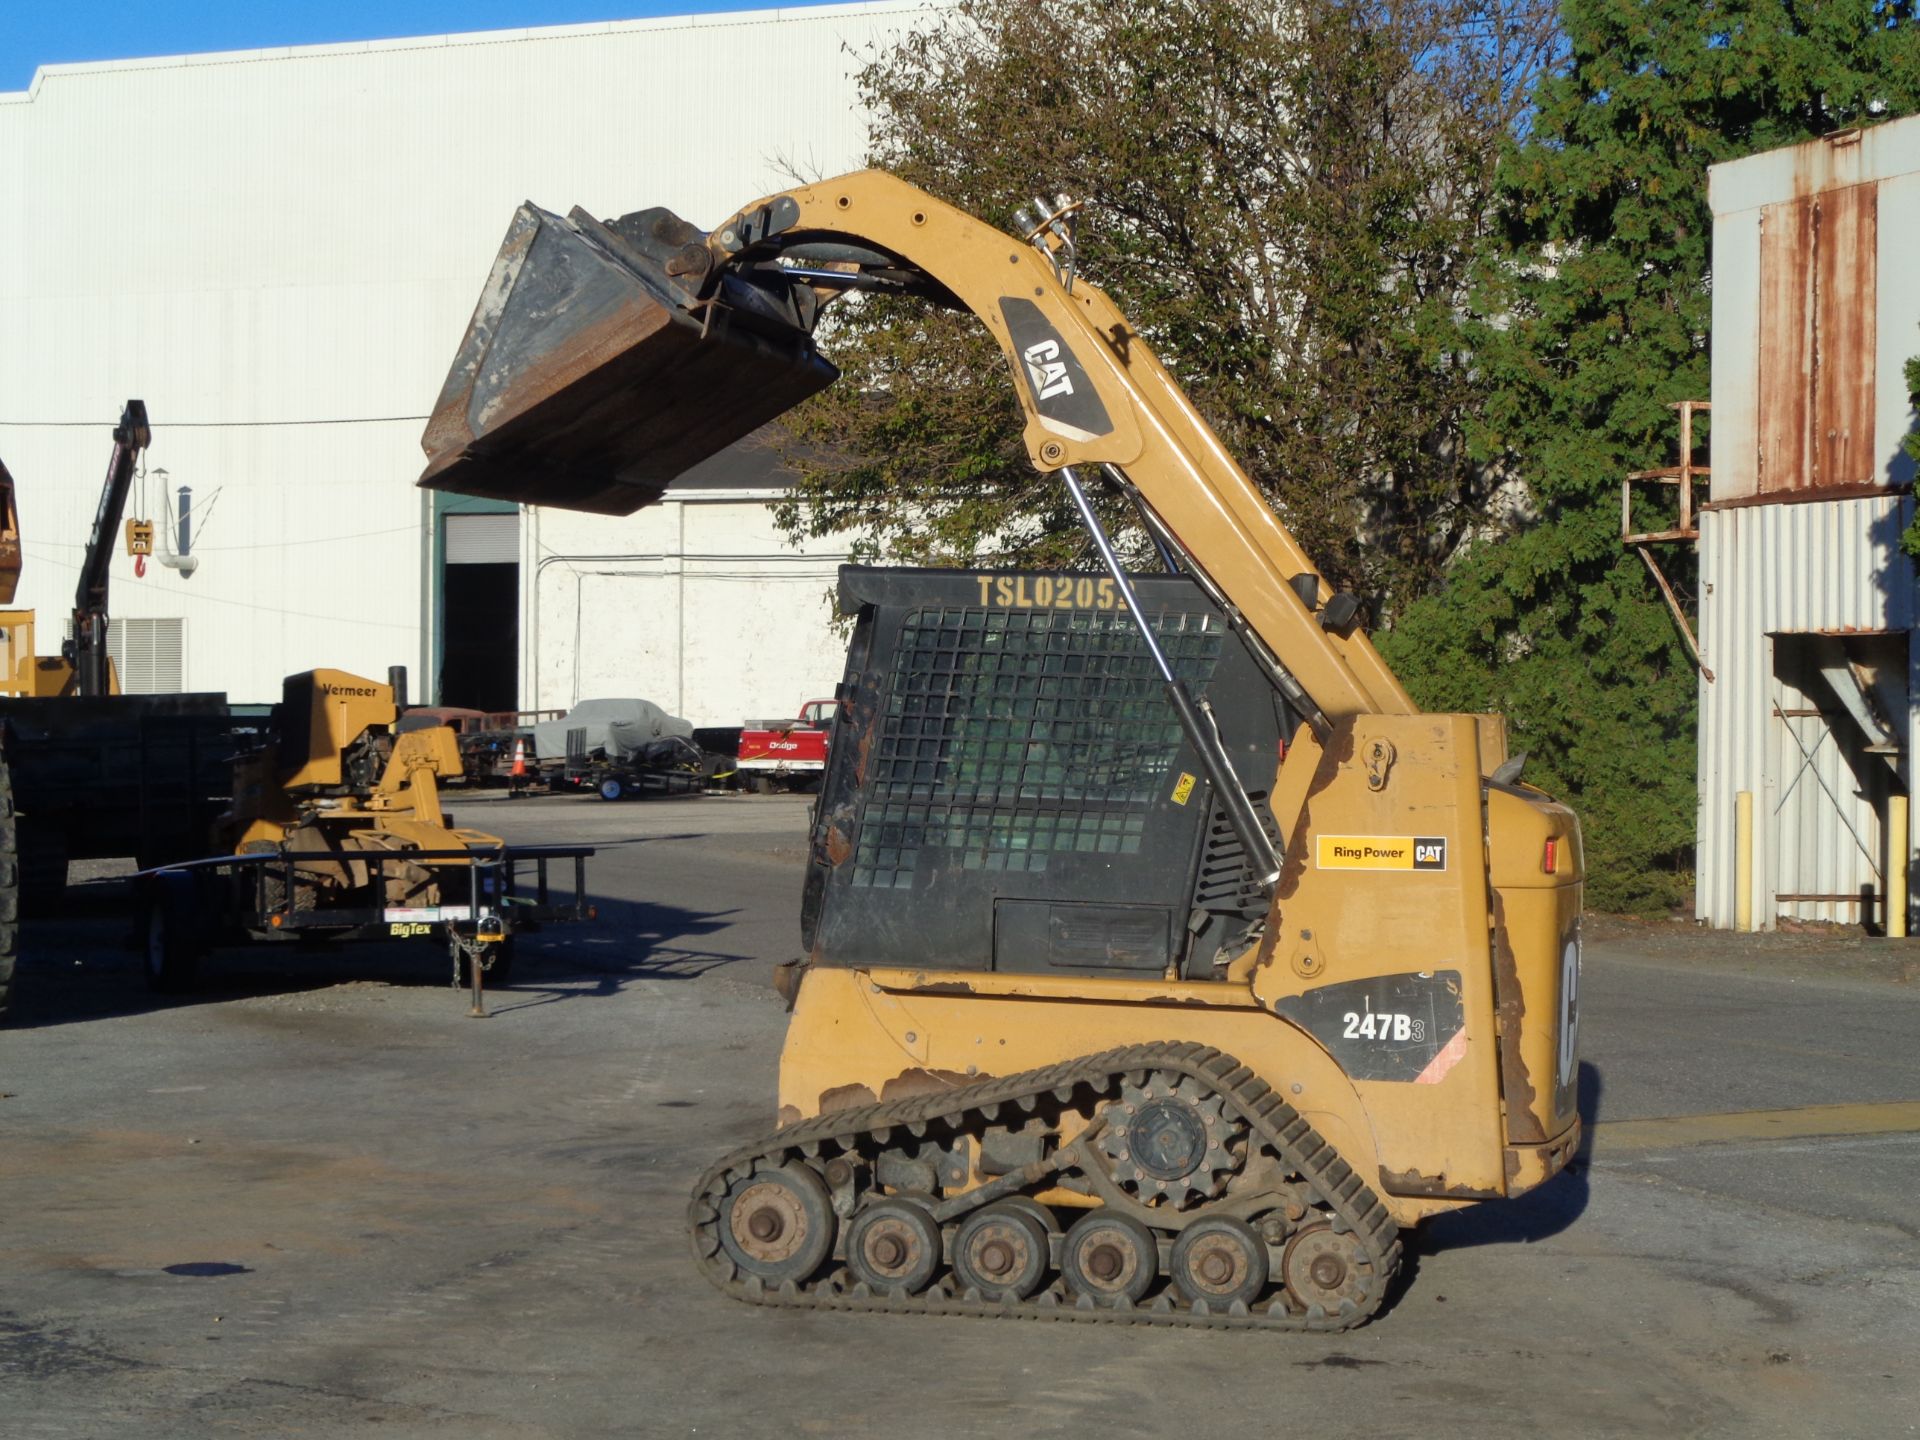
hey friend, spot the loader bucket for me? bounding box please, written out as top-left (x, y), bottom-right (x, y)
top-left (419, 202), bottom-right (838, 516)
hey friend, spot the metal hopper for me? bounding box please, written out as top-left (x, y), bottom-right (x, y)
top-left (419, 201), bottom-right (838, 516)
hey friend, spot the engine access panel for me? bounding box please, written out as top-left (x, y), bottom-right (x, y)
top-left (801, 567), bottom-right (1286, 980)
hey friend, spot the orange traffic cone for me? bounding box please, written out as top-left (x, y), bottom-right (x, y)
top-left (510, 736), bottom-right (528, 793)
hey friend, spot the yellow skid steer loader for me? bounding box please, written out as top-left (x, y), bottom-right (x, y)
top-left (418, 172), bottom-right (1583, 1329)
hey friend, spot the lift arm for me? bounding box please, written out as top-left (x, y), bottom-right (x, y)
top-left (71, 400), bottom-right (150, 698)
top-left (743, 174), bottom-right (1416, 721)
top-left (421, 171), bottom-right (1414, 723)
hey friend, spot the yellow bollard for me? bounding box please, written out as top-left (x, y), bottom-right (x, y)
top-left (1735, 791), bottom-right (1754, 933)
top-left (1889, 794), bottom-right (1909, 940)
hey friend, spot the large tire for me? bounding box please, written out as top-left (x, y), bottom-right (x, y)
top-left (0, 753), bottom-right (17, 1022)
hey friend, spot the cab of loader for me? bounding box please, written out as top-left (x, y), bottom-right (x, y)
top-left (798, 566), bottom-right (1289, 981)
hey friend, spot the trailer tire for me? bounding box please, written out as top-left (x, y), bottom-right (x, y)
top-left (598, 777), bottom-right (626, 802)
top-left (0, 751), bottom-right (17, 1021)
top-left (142, 878), bottom-right (203, 993)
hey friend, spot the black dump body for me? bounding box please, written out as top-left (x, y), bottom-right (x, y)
top-left (802, 567), bottom-right (1291, 982)
top-left (0, 692), bottom-right (236, 871)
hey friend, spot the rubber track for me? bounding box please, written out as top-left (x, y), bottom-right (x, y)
top-left (0, 752), bottom-right (16, 1021)
top-left (688, 1041), bottom-right (1402, 1331)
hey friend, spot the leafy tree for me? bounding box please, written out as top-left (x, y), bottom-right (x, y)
top-left (1898, 356), bottom-right (1920, 557)
top-left (1384, 0), bottom-right (1920, 912)
top-left (777, 0), bottom-right (1556, 613)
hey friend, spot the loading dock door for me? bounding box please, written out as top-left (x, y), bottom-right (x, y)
top-left (1768, 633), bottom-right (1906, 928)
top-left (441, 512), bottom-right (519, 713)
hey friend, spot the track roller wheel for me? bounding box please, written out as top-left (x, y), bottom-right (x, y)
top-left (718, 1163), bottom-right (834, 1284)
top-left (997, 1196), bottom-right (1059, 1241)
top-left (1060, 1210), bottom-right (1158, 1306)
top-left (1283, 1224), bottom-right (1373, 1316)
top-left (950, 1201), bottom-right (1049, 1300)
top-left (1170, 1216), bottom-right (1268, 1309)
top-left (844, 1198), bottom-right (941, 1295)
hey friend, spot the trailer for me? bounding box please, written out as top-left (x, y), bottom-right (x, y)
top-left (564, 732), bottom-right (719, 801)
top-left (135, 840), bottom-right (595, 1012)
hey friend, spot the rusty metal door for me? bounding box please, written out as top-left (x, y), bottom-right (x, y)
top-left (1758, 182), bottom-right (1879, 495)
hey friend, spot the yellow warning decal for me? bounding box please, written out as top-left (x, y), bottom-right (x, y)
top-left (1316, 835), bottom-right (1448, 871)
top-left (1171, 772), bottom-right (1196, 806)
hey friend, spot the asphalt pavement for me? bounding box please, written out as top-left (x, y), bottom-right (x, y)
top-left (2, 792), bottom-right (1916, 1439)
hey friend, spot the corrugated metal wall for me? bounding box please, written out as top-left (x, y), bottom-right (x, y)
top-left (1696, 497), bottom-right (1918, 927)
top-left (1700, 117), bottom-right (1920, 930)
top-left (0, 4), bottom-right (939, 704)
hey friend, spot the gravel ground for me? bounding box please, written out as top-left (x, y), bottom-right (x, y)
top-left (3, 791), bottom-right (1916, 1439)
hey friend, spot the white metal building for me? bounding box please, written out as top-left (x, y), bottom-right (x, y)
top-left (1696, 116), bottom-right (1920, 930)
top-left (0, 3), bottom-right (939, 721)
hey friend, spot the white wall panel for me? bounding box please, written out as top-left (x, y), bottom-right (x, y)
top-left (525, 495), bottom-right (849, 726)
top-left (1708, 210), bottom-right (1761, 501)
top-left (1877, 170), bottom-right (1920, 493)
top-left (0, 3), bottom-right (942, 704)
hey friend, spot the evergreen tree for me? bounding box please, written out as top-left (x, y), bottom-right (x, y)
top-left (1900, 356), bottom-right (1920, 557)
top-left (1385, 0), bottom-right (1920, 913)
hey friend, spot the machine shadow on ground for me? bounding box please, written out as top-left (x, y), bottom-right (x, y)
top-left (483, 896), bottom-right (764, 1014)
top-left (8, 881), bottom-right (757, 1029)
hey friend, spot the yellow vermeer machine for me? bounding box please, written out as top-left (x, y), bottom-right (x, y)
top-left (419, 171), bottom-right (1584, 1327)
top-left (138, 666), bottom-right (593, 1002)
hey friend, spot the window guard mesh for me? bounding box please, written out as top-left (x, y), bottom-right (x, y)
top-left (851, 606), bottom-right (1222, 889)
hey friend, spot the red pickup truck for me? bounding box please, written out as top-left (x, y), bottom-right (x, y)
top-left (736, 698), bottom-right (836, 791)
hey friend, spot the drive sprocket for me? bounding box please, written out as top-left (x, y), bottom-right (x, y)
top-left (1096, 1071), bottom-right (1243, 1208)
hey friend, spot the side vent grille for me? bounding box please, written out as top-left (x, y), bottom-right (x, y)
top-left (1194, 791), bottom-right (1280, 922)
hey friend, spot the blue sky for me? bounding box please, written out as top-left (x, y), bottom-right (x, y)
top-left (0, 1), bottom-right (844, 92)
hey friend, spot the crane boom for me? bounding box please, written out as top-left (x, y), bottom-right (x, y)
top-left (71, 401), bottom-right (150, 698)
